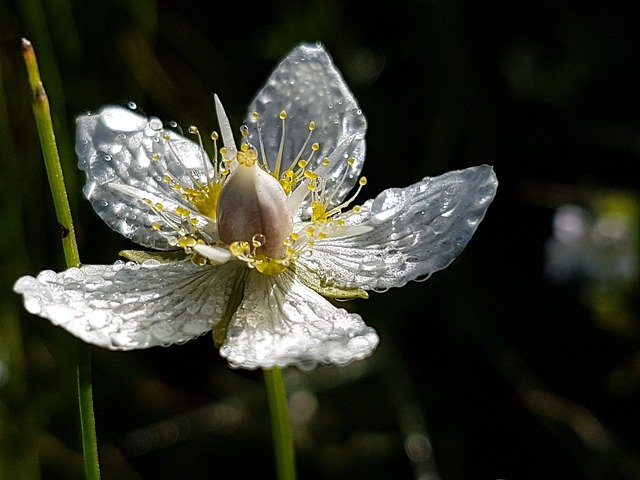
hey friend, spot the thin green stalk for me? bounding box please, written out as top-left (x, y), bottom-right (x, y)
top-left (263, 368), bottom-right (297, 480)
top-left (21, 38), bottom-right (101, 480)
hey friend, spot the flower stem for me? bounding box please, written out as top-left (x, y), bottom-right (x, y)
top-left (21, 38), bottom-right (79, 268)
top-left (263, 368), bottom-right (297, 480)
top-left (21, 38), bottom-right (101, 480)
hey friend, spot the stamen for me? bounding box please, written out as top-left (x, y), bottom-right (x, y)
top-left (273, 110), bottom-right (287, 179)
top-left (286, 120), bottom-right (316, 172)
top-left (187, 125), bottom-right (212, 182)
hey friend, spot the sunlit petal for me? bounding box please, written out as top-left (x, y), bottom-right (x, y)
top-left (220, 269), bottom-right (378, 370)
top-left (14, 260), bottom-right (244, 349)
top-left (77, 105), bottom-right (215, 250)
top-left (245, 44), bottom-right (367, 220)
top-left (295, 165), bottom-right (498, 291)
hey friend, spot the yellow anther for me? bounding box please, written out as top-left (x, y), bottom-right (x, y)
top-left (252, 111), bottom-right (260, 120)
top-left (352, 205), bottom-right (361, 213)
top-left (178, 235), bottom-right (197, 248)
top-left (298, 159), bottom-right (307, 168)
top-left (322, 157), bottom-right (330, 166)
top-left (308, 121), bottom-right (316, 131)
top-left (192, 253), bottom-right (207, 266)
top-left (152, 222), bottom-right (160, 230)
top-left (237, 147), bottom-right (257, 166)
top-left (190, 218), bottom-right (199, 226)
top-left (240, 124), bottom-right (249, 137)
top-left (172, 183), bottom-right (181, 191)
top-left (175, 206), bottom-right (190, 217)
top-left (152, 153), bottom-right (161, 161)
top-left (311, 142), bottom-right (320, 151)
top-left (240, 143), bottom-right (249, 152)
top-left (211, 131), bottom-right (219, 141)
top-left (290, 232), bottom-right (299, 242)
top-left (155, 203), bottom-right (164, 211)
top-left (162, 133), bottom-right (171, 141)
top-left (279, 110), bottom-right (287, 120)
top-left (255, 256), bottom-right (289, 276)
top-left (305, 226), bottom-right (315, 237)
top-left (359, 176), bottom-right (368, 186)
top-left (304, 171), bottom-right (318, 180)
top-left (318, 232), bottom-right (327, 239)
top-left (220, 147), bottom-right (227, 156)
top-left (307, 183), bottom-right (316, 191)
top-left (347, 157), bottom-right (355, 166)
top-left (162, 175), bottom-right (171, 183)
top-left (144, 198), bottom-right (152, 205)
top-left (188, 126), bottom-right (199, 134)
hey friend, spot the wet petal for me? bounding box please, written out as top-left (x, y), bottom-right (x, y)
top-left (295, 165), bottom-right (498, 291)
top-left (220, 269), bottom-right (378, 370)
top-left (76, 105), bottom-right (215, 250)
top-left (13, 260), bottom-right (244, 350)
top-left (245, 43), bottom-right (367, 220)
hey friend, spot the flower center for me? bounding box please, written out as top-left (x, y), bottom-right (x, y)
top-left (132, 100), bottom-right (369, 275)
top-left (216, 145), bottom-right (294, 260)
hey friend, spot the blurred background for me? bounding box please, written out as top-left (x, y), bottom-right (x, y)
top-left (1, 1), bottom-right (639, 479)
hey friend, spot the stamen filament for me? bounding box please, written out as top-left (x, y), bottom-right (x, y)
top-left (273, 110), bottom-right (287, 179)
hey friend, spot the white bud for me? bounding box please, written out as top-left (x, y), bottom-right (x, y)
top-left (217, 159), bottom-right (293, 258)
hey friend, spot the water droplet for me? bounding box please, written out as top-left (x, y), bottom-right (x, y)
top-left (100, 200), bottom-right (109, 207)
top-left (103, 154), bottom-right (112, 162)
top-left (164, 121), bottom-right (183, 136)
top-left (128, 101), bottom-right (137, 110)
top-left (148, 118), bottom-right (163, 131)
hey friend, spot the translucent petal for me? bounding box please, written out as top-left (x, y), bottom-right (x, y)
top-left (13, 260), bottom-right (244, 350)
top-left (295, 165), bottom-right (498, 291)
top-left (76, 105), bottom-right (215, 250)
top-left (220, 269), bottom-right (378, 370)
top-left (245, 43), bottom-right (367, 220)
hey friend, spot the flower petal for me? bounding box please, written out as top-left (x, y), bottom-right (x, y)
top-left (295, 165), bottom-right (498, 291)
top-left (220, 269), bottom-right (378, 370)
top-left (76, 105), bottom-right (215, 250)
top-left (14, 260), bottom-right (244, 350)
top-left (245, 43), bottom-right (367, 220)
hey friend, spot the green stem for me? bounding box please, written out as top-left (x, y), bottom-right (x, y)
top-left (21, 38), bottom-right (79, 268)
top-left (22, 38), bottom-right (101, 480)
top-left (263, 368), bottom-right (297, 480)
top-left (77, 346), bottom-right (100, 480)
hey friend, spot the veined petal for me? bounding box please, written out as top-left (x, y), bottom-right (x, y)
top-left (245, 43), bottom-right (367, 220)
top-left (295, 165), bottom-right (498, 291)
top-left (13, 260), bottom-right (244, 350)
top-left (220, 269), bottom-right (378, 370)
top-left (76, 105), bottom-right (215, 250)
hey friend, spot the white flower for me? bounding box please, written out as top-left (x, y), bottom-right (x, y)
top-left (14, 44), bottom-right (497, 370)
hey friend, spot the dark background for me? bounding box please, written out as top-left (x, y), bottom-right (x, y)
top-left (1, 1), bottom-right (638, 479)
